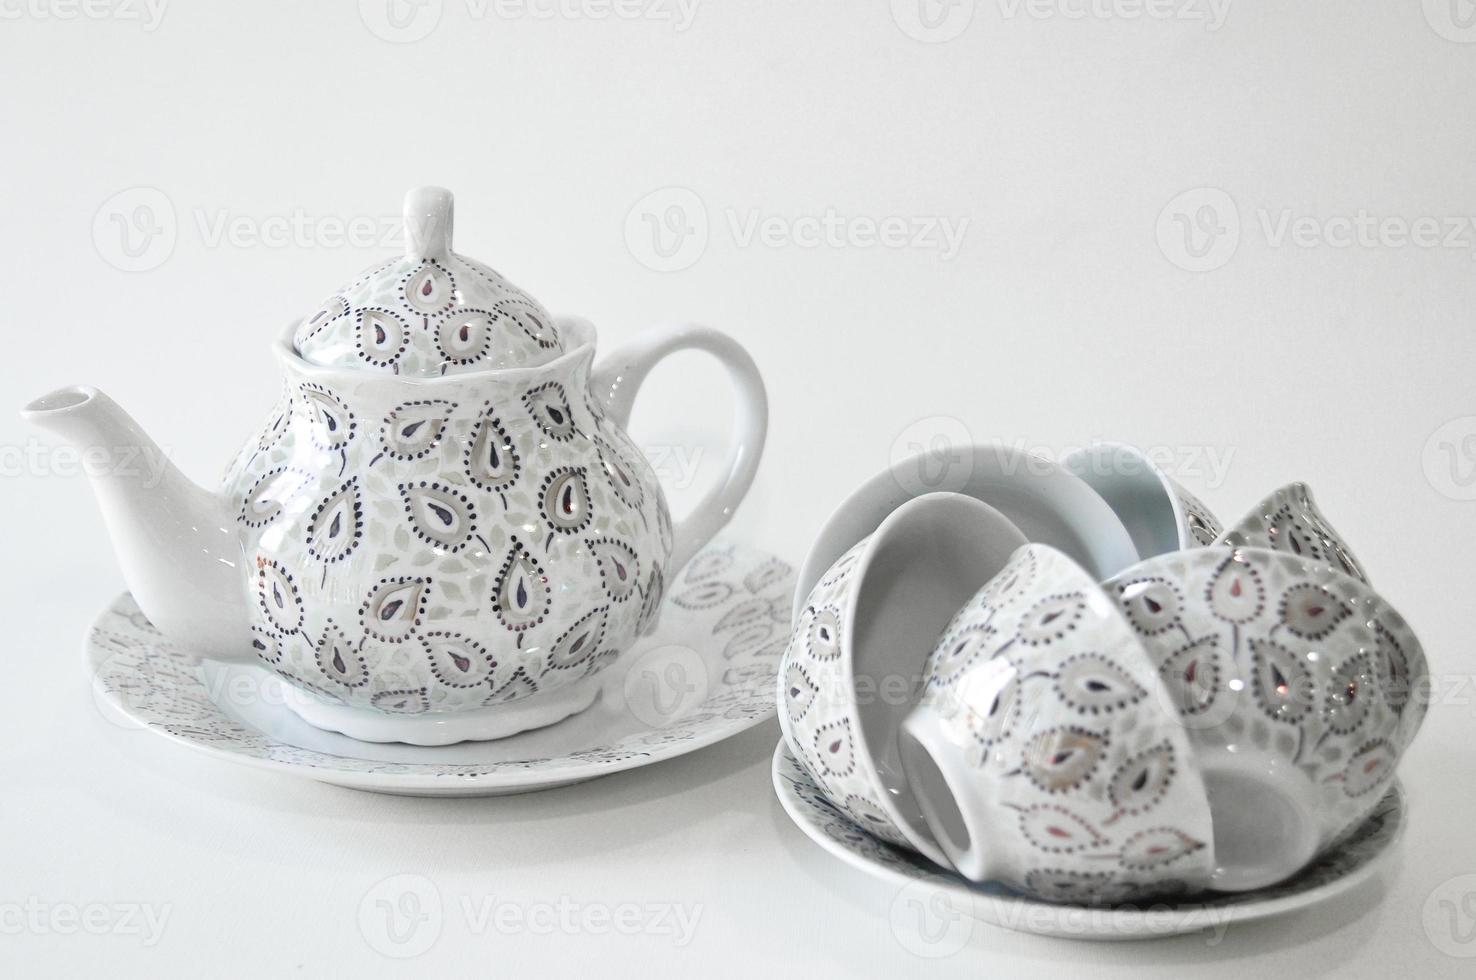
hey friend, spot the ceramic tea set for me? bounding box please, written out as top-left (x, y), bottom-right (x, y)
top-left (23, 187), bottom-right (1429, 932)
top-left (777, 441), bottom-right (1429, 930)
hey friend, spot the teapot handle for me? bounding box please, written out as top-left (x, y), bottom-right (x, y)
top-left (588, 324), bottom-right (767, 574)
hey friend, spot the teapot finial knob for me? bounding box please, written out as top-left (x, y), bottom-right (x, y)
top-left (403, 186), bottom-right (454, 261)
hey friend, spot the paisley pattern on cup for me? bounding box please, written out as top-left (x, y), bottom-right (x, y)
top-left (1216, 483), bottom-right (1369, 585)
top-left (776, 537), bottom-right (932, 855)
top-left (1172, 482), bottom-right (1223, 547)
top-left (916, 544), bottom-right (1216, 901)
top-left (773, 742), bottom-right (1405, 920)
top-left (1103, 545), bottom-right (1427, 857)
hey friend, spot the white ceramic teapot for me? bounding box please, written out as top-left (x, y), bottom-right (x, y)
top-left (24, 187), bottom-right (767, 744)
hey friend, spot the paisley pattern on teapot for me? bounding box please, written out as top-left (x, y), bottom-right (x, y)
top-left (223, 357), bottom-right (671, 715)
top-left (293, 251), bottom-right (563, 377)
top-left (84, 542), bottom-right (794, 790)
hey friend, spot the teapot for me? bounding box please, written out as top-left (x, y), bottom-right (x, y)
top-left (24, 187), bottom-right (767, 745)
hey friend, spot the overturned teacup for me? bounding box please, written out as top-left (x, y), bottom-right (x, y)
top-left (792, 442), bottom-right (1139, 623)
top-left (1215, 482), bottom-right (1369, 585)
top-left (898, 544), bottom-right (1217, 902)
top-left (778, 492), bottom-right (1028, 866)
top-left (1103, 544), bottom-right (1426, 890)
top-left (899, 538), bottom-right (1426, 900)
top-left (1061, 441), bottom-right (1222, 555)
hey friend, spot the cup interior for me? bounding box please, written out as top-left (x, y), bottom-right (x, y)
top-left (794, 443), bottom-right (1139, 621)
top-left (846, 493), bottom-right (1027, 854)
top-left (1200, 749), bottom-right (1322, 892)
top-left (897, 715), bottom-right (987, 879)
top-left (1062, 442), bottom-right (1184, 559)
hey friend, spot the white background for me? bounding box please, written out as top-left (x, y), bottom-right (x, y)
top-left (4, 1), bottom-right (1476, 975)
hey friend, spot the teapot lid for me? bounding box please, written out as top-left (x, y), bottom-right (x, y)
top-left (292, 187), bottom-right (563, 376)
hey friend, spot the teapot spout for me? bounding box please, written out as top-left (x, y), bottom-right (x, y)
top-left (22, 386), bottom-right (250, 660)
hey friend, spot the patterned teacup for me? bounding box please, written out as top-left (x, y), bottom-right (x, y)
top-left (1103, 544), bottom-right (1426, 890)
top-left (899, 540), bottom-right (1427, 901)
top-left (899, 544), bottom-right (1217, 902)
top-left (1061, 441), bottom-right (1223, 555)
top-left (778, 492), bottom-right (1028, 867)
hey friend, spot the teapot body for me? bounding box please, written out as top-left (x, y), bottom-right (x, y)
top-left (224, 318), bottom-right (673, 716)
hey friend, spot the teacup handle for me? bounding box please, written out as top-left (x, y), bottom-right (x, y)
top-left (589, 324), bottom-right (767, 573)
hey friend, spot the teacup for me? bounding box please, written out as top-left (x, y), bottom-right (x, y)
top-left (1102, 544), bottom-right (1426, 890)
top-left (1215, 482), bottom-right (1369, 585)
top-left (778, 492), bottom-right (1028, 866)
top-left (1061, 441), bottom-right (1222, 555)
top-left (900, 540), bottom-right (1427, 899)
top-left (898, 544), bottom-right (1217, 902)
top-left (793, 442), bottom-right (1139, 622)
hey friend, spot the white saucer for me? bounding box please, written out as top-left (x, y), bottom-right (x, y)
top-left (771, 741), bottom-right (1405, 941)
top-left (83, 541), bottom-right (792, 797)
